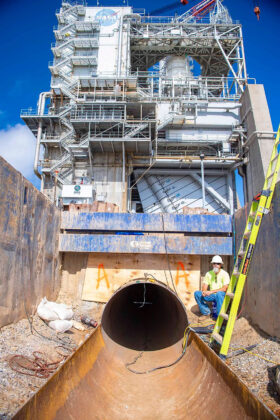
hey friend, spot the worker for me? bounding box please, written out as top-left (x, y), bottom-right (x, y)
top-left (194, 255), bottom-right (230, 322)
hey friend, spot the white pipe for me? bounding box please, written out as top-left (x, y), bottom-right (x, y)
top-left (243, 130), bottom-right (276, 148)
top-left (123, 14), bottom-right (141, 21)
top-left (34, 92), bottom-right (51, 179)
top-left (34, 122), bottom-right (43, 179)
top-left (239, 26), bottom-right (248, 80)
top-left (118, 14), bottom-right (140, 77)
top-left (134, 169), bottom-right (228, 176)
top-left (145, 175), bottom-right (173, 213)
top-left (200, 155), bottom-right (206, 208)
top-left (122, 141), bottom-right (125, 192)
top-left (207, 104), bottom-right (242, 109)
top-left (117, 15), bottom-right (123, 77)
top-left (227, 173), bottom-right (234, 215)
top-left (153, 158), bottom-right (239, 165)
top-left (181, 103), bottom-right (242, 110)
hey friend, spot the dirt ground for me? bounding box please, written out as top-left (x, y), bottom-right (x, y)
top-left (1, 304), bottom-right (280, 419)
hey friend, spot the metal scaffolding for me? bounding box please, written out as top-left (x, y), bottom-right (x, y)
top-left (21, 0), bottom-right (251, 213)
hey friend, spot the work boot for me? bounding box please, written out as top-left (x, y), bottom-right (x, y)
top-left (198, 314), bottom-right (211, 323)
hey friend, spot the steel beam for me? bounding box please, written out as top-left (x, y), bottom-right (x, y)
top-left (190, 173), bottom-right (230, 211)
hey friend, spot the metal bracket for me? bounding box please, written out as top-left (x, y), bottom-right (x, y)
top-left (262, 189), bottom-right (271, 197)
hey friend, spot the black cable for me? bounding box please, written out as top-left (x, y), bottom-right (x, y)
top-left (145, 268), bottom-right (170, 289)
top-left (125, 330), bottom-right (191, 374)
top-left (161, 214), bottom-right (178, 295)
top-left (23, 296), bottom-right (75, 350)
top-left (135, 275), bottom-right (172, 291)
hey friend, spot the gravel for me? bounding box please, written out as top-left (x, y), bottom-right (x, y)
top-left (227, 332), bottom-right (280, 418)
top-left (199, 316), bottom-right (280, 418)
top-left (0, 301), bottom-right (103, 419)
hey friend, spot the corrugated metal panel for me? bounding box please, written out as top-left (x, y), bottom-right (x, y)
top-left (137, 174), bottom-right (229, 214)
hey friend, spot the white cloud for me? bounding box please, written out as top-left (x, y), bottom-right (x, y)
top-left (0, 124), bottom-right (36, 182)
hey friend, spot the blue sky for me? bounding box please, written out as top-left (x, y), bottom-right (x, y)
top-left (0, 0), bottom-right (279, 200)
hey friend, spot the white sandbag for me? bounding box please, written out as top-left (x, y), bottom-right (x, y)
top-left (37, 297), bottom-right (59, 322)
top-left (37, 297), bottom-right (73, 322)
top-left (48, 320), bottom-right (73, 333)
top-left (46, 301), bottom-right (73, 321)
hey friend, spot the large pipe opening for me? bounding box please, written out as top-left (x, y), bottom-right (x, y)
top-left (101, 280), bottom-right (188, 351)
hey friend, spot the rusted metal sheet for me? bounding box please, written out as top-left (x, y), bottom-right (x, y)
top-left (0, 156), bottom-right (60, 327)
top-left (59, 233), bottom-right (233, 254)
top-left (61, 212), bottom-right (232, 234)
top-left (234, 181), bottom-right (280, 339)
top-left (13, 281), bottom-right (276, 419)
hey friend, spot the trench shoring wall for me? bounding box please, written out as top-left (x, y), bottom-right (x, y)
top-left (0, 157), bottom-right (60, 327)
top-left (234, 181), bottom-right (280, 338)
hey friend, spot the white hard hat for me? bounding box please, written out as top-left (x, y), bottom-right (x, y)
top-left (211, 255), bottom-right (223, 264)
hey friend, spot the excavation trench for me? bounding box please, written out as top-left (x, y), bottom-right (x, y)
top-left (14, 281), bottom-right (276, 420)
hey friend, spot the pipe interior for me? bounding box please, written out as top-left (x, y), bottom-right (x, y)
top-left (101, 282), bottom-right (188, 351)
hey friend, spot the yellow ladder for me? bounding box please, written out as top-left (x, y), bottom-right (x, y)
top-left (210, 125), bottom-right (280, 358)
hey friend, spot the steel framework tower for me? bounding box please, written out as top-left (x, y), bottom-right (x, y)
top-left (22, 0), bottom-right (250, 214)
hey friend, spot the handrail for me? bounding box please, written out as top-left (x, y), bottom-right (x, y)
top-left (129, 15), bottom-right (240, 25)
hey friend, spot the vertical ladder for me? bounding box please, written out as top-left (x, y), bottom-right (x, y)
top-left (210, 125), bottom-right (280, 358)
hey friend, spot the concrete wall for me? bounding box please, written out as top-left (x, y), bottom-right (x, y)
top-left (0, 157), bottom-right (61, 327)
top-left (234, 181), bottom-right (280, 338)
top-left (92, 153), bottom-right (127, 212)
top-left (240, 85), bottom-right (275, 202)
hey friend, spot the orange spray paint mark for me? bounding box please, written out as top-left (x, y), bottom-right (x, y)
top-left (96, 263), bottom-right (110, 289)
top-left (175, 262), bottom-right (190, 289)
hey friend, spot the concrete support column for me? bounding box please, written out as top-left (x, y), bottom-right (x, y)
top-left (240, 85), bottom-right (275, 202)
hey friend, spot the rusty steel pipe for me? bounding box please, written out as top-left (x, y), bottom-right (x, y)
top-left (102, 280), bottom-right (188, 351)
top-left (13, 281), bottom-right (277, 420)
